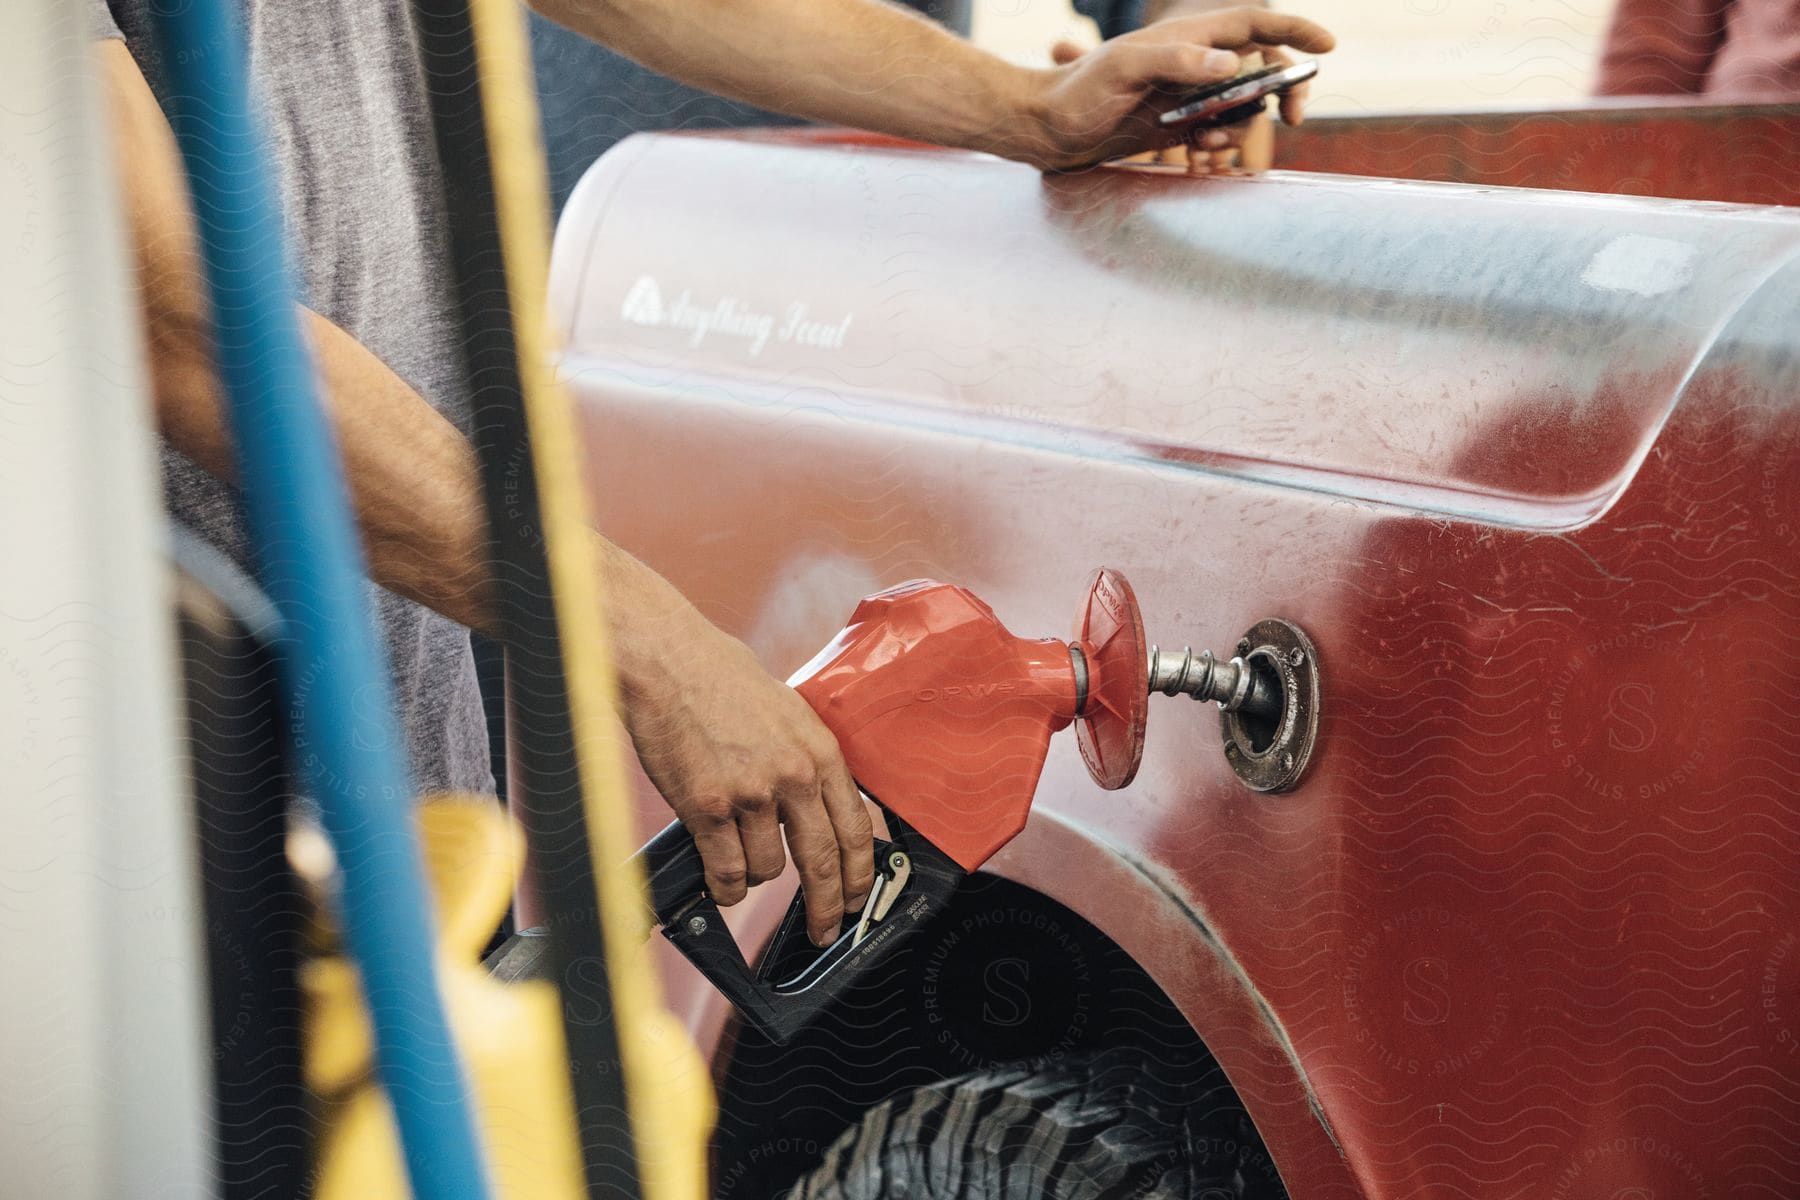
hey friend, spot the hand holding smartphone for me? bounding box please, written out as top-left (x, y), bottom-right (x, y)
top-left (1159, 60), bottom-right (1319, 131)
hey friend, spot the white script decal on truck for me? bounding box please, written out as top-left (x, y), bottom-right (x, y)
top-left (620, 276), bottom-right (853, 357)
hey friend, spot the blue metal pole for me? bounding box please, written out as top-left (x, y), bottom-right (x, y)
top-left (140, 6), bottom-right (490, 1197)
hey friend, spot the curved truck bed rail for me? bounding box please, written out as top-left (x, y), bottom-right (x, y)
top-left (552, 130), bottom-right (1800, 533)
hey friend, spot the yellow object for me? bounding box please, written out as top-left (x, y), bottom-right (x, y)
top-left (461, 0), bottom-right (716, 1195)
top-left (304, 800), bottom-right (586, 1200)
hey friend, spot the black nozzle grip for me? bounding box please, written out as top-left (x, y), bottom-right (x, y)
top-left (626, 809), bottom-right (966, 1043)
top-left (633, 818), bottom-right (708, 922)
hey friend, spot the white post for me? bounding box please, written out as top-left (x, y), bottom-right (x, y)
top-left (0, 2), bottom-right (211, 1195)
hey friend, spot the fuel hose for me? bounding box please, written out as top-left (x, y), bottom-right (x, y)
top-left (407, 1), bottom-right (714, 1197)
top-left (139, 4), bottom-right (491, 1198)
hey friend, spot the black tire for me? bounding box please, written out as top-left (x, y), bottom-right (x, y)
top-left (784, 1045), bottom-right (1286, 1200)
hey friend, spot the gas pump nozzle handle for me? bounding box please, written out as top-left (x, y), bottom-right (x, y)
top-left (631, 804), bottom-right (963, 1044)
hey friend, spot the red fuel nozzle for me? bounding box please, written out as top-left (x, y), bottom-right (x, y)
top-left (791, 569), bottom-right (1153, 872)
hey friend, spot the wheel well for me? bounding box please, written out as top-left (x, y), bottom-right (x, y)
top-left (709, 872), bottom-right (1256, 1197)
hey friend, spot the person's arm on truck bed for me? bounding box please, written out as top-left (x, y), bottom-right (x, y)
top-left (97, 39), bottom-right (874, 947)
top-left (529, 0), bottom-right (1332, 169)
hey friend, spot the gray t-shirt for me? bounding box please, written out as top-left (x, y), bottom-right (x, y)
top-left (94, 0), bottom-right (493, 797)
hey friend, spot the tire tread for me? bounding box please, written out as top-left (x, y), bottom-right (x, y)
top-left (785, 1046), bottom-right (1284, 1200)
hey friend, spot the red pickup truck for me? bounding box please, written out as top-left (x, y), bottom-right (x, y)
top-left (552, 102), bottom-right (1800, 1199)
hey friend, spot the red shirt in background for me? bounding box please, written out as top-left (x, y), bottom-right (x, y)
top-left (1597, 0), bottom-right (1800, 96)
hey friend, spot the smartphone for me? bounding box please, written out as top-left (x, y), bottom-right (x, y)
top-left (1159, 60), bottom-right (1319, 129)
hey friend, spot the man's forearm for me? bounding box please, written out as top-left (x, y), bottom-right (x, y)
top-left (139, 288), bottom-right (496, 631)
top-left (308, 318), bottom-right (720, 688)
top-left (141, 248), bottom-right (713, 678)
top-left (532, 0), bottom-right (1052, 162)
